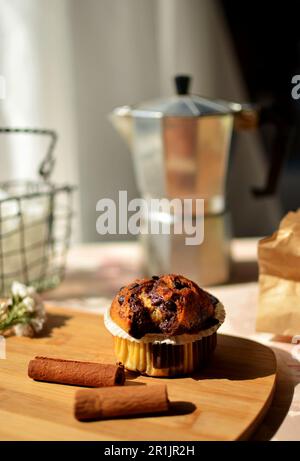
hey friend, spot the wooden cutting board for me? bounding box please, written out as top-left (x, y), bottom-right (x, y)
top-left (0, 306), bottom-right (276, 441)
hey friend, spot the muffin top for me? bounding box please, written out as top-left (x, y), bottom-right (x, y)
top-left (110, 274), bottom-right (219, 339)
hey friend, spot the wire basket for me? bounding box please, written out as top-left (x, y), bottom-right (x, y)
top-left (0, 128), bottom-right (74, 296)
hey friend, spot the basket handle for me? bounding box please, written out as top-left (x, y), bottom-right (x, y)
top-left (0, 127), bottom-right (57, 181)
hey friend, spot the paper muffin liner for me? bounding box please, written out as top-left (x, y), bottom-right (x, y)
top-left (114, 332), bottom-right (217, 377)
top-left (104, 302), bottom-right (225, 377)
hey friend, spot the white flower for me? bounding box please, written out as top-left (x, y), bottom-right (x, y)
top-left (13, 323), bottom-right (34, 337)
top-left (22, 297), bottom-right (35, 313)
top-left (30, 317), bottom-right (45, 333)
top-left (0, 301), bottom-right (8, 315)
top-left (11, 282), bottom-right (29, 300)
top-left (0, 282), bottom-right (47, 337)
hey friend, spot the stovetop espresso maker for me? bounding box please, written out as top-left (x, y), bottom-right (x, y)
top-left (110, 75), bottom-right (286, 285)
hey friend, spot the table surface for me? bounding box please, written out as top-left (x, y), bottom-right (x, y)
top-left (43, 238), bottom-right (300, 441)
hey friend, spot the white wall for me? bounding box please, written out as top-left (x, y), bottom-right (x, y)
top-left (0, 0), bottom-right (81, 240)
top-left (0, 0), bottom-right (281, 242)
top-left (70, 0), bottom-right (159, 242)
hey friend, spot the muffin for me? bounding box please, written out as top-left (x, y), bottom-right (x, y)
top-left (104, 274), bottom-right (225, 377)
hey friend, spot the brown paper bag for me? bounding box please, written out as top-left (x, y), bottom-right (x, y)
top-left (256, 210), bottom-right (300, 336)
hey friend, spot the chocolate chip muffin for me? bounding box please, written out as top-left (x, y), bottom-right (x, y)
top-left (110, 274), bottom-right (218, 338)
top-left (105, 274), bottom-right (225, 377)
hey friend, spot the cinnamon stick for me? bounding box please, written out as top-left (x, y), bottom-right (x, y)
top-left (75, 384), bottom-right (169, 421)
top-left (28, 356), bottom-right (125, 387)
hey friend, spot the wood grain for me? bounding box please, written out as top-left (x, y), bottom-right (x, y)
top-left (0, 306), bottom-right (276, 441)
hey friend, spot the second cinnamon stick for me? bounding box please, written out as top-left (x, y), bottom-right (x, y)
top-left (75, 384), bottom-right (169, 421)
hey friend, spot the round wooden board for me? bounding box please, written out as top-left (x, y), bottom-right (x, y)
top-left (0, 306), bottom-right (276, 441)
